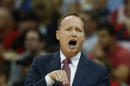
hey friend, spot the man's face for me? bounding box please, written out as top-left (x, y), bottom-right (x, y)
top-left (97, 29), bottom-right (114, 48)
top-left (56, 16), bottom-right (85, 57)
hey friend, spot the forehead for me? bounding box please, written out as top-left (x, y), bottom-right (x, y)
top-left (60, 15), bottom-right (83, 28)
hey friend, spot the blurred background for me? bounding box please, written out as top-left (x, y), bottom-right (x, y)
top-left (0, 0), bottom-right (130, 86)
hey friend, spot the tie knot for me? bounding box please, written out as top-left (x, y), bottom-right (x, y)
top-left (63, 58), bottom-right (72, 64)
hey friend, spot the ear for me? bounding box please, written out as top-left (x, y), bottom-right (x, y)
top-left (56, 30), bottom-right (60, 40)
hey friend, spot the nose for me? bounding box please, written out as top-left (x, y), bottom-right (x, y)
top-left (71, 29), bottom-right (76, 37)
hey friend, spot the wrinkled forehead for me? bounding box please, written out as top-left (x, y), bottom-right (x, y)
top-left (60, 15), bottom-right (84, 29)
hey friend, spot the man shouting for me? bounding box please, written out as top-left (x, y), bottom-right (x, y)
top-left (25, 13), bottom-right (110, 86)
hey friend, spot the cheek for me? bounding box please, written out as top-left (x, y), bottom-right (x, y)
top-left (59, 32), bottom-right (69, 40)
top-left (78, 35), bottom-right (85, 43)
top-left (61, 31), bottom-right (70, 35)
top-left (59, 36), bottom-right (68, 45)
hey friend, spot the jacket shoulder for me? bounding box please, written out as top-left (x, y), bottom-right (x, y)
top-left (32, 52), bottom-right (58, 65)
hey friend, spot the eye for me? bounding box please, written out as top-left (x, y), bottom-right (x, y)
top-left (66, 28), bottom-right (71, 31)
top-left (78, 29), bottom-right (81, 32)
top-left (76, 28), bottom-right (82, 32)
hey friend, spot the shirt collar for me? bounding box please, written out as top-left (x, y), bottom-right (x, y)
top-left (60, 50), bottom-right (81, 67)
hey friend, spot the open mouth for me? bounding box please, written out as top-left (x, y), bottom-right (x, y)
top-left (69, 40), bottom-right (76, 45)
top-left (69, 40), bottom-right (77, 48)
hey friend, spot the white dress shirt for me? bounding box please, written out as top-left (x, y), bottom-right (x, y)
top-left (45, 51), bottom-right (81, 86)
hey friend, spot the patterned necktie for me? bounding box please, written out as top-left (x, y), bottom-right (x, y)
top-left (62, 58), bottom-right (72, 83)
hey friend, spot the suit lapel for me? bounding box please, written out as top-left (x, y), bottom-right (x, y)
top-left (72, 53), bottom-right (89, 86)
top-left (49, 51), bottom-right (61, 72)
top-left (49, 51), bottom-right (62, 86)
top-left (48, 51), bottom-right (90, 86)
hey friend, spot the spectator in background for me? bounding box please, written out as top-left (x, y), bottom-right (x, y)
top-left (15, 0), bottom-right (33, 11)
top-left (90, 24), bottom-right (130, 85)
top-left (111, 0), bottom-right (130, 41)
top-left (80, 0), bottom-right (94, 11)
top-left (93, 55), bottom-right (122, 86)
top-left (61, 0), bottom-right (77, 14)
top-left (0, 8), bottom-right (19, 51)
top-left (0, 0), bottom-right (15, 12)
top-left (0, 65), bottom-right (8, 86)
top-left (11, 11), bottom-right (39, 54)
top-left (0, 37), bottom-right (10, 86)
top-left (8, 30), bottom-right (47, 86)
top-left (23, 30), bottom-right (46, 56)
top-left (81, 11), bottom-right (98, 56)
top-left (32, 0), bottom-right (61, 48)
top-left (13, 55), bottom-right (35, 86)
top-left (0, 0), bottom-right (21, 23)
top-left (111, 0), bottom-right (130, 25)
top-left (80, 0), bottom-right (122, 13)
top-left (0, 38), bottom-right (11, 85)
top-left (0, 37), bottom-right (5, 65)
top-left (69, 1), bottom-right (81, 13)
top-left (91, 0), bottom-right (110, 24)
top-left (51, 0), bottom-right (62, 14)
top-left (22, 0), bottom-right (33, 11)
top-left (107, 0), bottom-right (124, 13)
top-left (116, 18), bottom-right (130, 41)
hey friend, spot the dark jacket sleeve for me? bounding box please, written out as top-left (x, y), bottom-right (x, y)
top-left (97, 68), bottom-right (110, 86)
top-left (24, 57), bottom-right (47, 86)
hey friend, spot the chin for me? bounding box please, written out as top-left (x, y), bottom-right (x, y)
top-left (69, 49), bottom-right (79, 55)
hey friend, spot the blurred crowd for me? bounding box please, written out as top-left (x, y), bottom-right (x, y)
top-left (0, 0), bottom-right (130, 86)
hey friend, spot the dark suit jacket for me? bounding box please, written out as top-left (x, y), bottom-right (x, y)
top-left (25, 51), bottom-right (110, 86)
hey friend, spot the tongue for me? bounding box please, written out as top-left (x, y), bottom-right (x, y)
top-left (69, 45), bottom-right (76, 49)
top-left (69, 41), bottom-right (76, 49)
